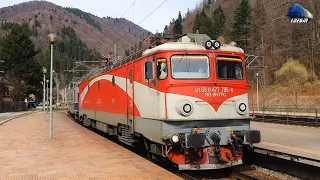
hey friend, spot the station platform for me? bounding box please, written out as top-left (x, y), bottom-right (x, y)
top-left (251, 121), bottom-right (320, 163)
top-left (0, 112), bottom-right (182, 180)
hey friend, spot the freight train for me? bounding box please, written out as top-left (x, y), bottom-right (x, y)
top-left (66, 35), bottom-right (261, 170)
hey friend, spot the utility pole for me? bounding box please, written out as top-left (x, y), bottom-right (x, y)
top-left (114, 44), bottom-right (117, 61)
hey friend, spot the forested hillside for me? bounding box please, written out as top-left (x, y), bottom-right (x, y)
top-left (0, 1), bottom-right (150, 101)
top-left (165, 0), bottom-right (320, 105)
top-left (0, 1), bottom-right (149, 54)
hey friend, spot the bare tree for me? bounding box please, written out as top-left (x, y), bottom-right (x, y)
top-left (275, 59), bottom-right (309, 106)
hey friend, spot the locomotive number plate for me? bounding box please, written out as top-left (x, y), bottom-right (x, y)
top-left (194, 87), bottom-right (234, 97)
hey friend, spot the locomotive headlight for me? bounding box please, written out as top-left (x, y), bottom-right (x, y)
top-left (236, 101), bottom-right (247, 115)
top-left (171, 134), bottom-right (180, 143)
top-left (175, 100), bottom-right (194, 117)
top-left (204, 40), bottom-right (221, 49)
top-left (183, 104), bottom-right (192, 113)
top-left (239, 103), bottom-right (246, 112)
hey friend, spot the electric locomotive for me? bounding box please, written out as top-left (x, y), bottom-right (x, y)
top-left (73, 34), bottom-right (260, 170)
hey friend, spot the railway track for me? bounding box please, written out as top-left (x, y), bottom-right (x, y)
top-left (230, 171), bottom-right (263, 180)
top-left (174, 166), bottom-right (271, 180)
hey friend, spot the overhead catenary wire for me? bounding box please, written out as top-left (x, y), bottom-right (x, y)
top-left (67, 0), bottom-right (138, 82)
top-left (105, 0), bottom-right (169, 53)
top-left (120, 0), bottom-right (137, 19)
top-left (138, 0), bottom-right (168, 25)
top-left (89, 0), bottom-right (293, 78)
top-left (115, 0), bottom-right (169, 45)
top-left (102, 0), bottom-right (168, 56)
top-left (100, 0), bottom-right (139, 50)
top-left (80, 0), bottom-right (169, 82)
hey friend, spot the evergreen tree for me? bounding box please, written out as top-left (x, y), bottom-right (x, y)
top-left (173, 11), bottom-right (183, 34)
top-left (164, 25), bottom-right (168, 33)
top-left (231, 0), bottom-right (252, 51)
top-left (211, 5), bottom-right (226, 39)
top-left (170, 18), bottom-right (175, 25)
top-left (206, 0), bottom-right (213, 9)
top-left (0, 24), bottom-right (42, 100)
top-left (192, 10), bottom-right (212, 36)
top-left (193, 12), bottom-right (201, 33)
top-left (57, 26), bottom-right (92, 62)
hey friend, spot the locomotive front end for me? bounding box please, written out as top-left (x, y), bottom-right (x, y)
top-left (162, 124), bottom-right (260, 170)
top-left (157, 42), bottom-right (261, 170)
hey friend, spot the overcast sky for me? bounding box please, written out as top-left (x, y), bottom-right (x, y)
top-left (0, 0), bottom-right (203, 33)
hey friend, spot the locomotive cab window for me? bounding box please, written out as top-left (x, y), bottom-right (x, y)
top-left (171, 55), bottom-right (210, 79)
top-left (144, 61), bottom-right (154, 81)
top-left (156, 58), bottom-right (167, 80)
top-left (217, 57), bottom-right (243, 80)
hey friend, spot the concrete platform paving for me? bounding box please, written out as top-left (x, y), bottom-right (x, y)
top-left (251, 121), bottom-right (320, 161)
top-left (0, 112), bottom-right (182, 180)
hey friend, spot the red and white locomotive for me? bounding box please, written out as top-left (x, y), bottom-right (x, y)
top-left (67, 34), bottom-right (261, 170)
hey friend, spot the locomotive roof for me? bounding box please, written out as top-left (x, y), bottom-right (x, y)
top-left (79, 41), bottom-right (245, 82)
top-left (142, 42), bottom-right (244, 56)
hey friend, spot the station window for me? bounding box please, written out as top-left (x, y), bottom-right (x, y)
top-left (156, 58), bottom-right (167, 80)
top-left (216, 56), bottom-right (243, 80)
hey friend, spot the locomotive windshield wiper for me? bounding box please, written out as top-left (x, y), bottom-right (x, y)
top-left (173, 50), bottom-right (187, 72)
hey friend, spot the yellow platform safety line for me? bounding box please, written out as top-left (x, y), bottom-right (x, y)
top-left (216, 57), bottom-right (242, 62)
top-left (261, 142), bottom-right (320, 156)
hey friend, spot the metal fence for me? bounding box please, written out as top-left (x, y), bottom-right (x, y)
top-left (0, 101), bottom-right (28, 113)
top-left (249, 104), bottom-right (319, 127)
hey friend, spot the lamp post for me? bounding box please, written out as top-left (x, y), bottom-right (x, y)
top-left (46, 79), bottom-right (49, 113)
top-left (43, 67), bottom-right (47, 120)
top-left (48, 33), bottom-right (57, 140)
top-left (256, 72), bottom-right (259, 112)
top-left (65, 86), bottom-right (67, 105)
top-left (56, 81), bottom-right (60, 109)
